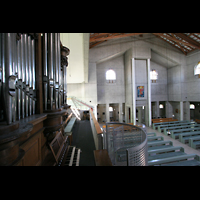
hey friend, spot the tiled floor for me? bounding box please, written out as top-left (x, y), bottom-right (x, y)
top-left (145, 126), bottom-right (200, 157)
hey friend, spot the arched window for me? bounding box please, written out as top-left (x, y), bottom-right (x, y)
top-left (106, 69), bottom-right (116, 83)
top-left (194, 62), bottom-right (200, 77)
top-left (190, 104), bottom-right (195, 109)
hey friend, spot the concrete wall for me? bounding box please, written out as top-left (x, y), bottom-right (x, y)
top-left (96, 55), bottom-right (125, 104)
top-left (151, 61), bottom-right (168, 102)
top-left (67, 33), bottom-right (200, 123)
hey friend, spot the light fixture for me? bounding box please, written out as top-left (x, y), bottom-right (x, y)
top-left (150, 69), bottom-right (158, 83)
top-left (194, 62), bottom-right (200, 78)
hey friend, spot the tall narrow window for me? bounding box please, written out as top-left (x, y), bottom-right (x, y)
top-left (194, 62), bottom-right (200, 78)
top-left (106, 69), bottom-right (116, 83)
top-left (150, 69), bottom-right (158, 83)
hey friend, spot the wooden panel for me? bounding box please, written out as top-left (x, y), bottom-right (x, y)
top-left (20, 130), bottom-right (42, 166)
top-left (94, 149), bottom-right (112, 166)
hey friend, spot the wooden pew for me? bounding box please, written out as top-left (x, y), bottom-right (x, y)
top-left (152, 118), bottom-right (178, 123)
top-left (195, 119), bottom-right (200, 124)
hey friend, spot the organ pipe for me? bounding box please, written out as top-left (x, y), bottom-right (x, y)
top-left (0, 32), bottom-right (69, 126)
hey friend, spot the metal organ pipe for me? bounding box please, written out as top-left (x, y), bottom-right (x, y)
top-left (43, 33), bottom-right (48, 111)
top-left (28, 35), bottom-right (32, 116)
top-left (32, 38), bottom-right (36, 115)
top-left (5, 33), bottom-right (16, 125)
top-left (17, 36), bottom-right (22, 120)
top-left (0, 33), bottom-right (37, 125)
top-left (21, 34), bottom-right (25, 119)
top-left (24, 33), bottom-right (29, 117)
top-left (57, 33), bottom-right (62, 108)
top-left (54, 33), bottom-right (59, 109)
top-left (48, 33), bottom-right (54, 110)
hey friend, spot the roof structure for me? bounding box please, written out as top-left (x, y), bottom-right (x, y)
top-left (89, 33), bottom-right (200, 55)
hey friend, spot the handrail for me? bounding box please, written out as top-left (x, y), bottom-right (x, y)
top-left (89, 108), bottom-right (102, 135)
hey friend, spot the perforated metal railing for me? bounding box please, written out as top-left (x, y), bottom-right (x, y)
top-left (105, 122), bottom-right (148, 166)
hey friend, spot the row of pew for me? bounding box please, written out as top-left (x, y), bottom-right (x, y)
top-left (153, 120), bottom-right (200, 150)
top-left (147, 132), bottom-right (200, 166)
top-left (115, 131), bottom-right (200, 166)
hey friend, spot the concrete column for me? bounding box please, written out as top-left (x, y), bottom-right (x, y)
top-left (138, 107), bottom-right (142, 123)
top-left (156, 101), bottom-right (160, 118)
top-left (119, 103), bottom-right (123, 123)
top-left (106, 103), bottom-right (110, 122)
top-left (180, 101), bottom-right (183, 121)
top-left (184, 101), bottom-right (190, 121)
top-left (131, 58), bottom-right (136, 125)
top-left (147, 58), bottom-right (152, 127)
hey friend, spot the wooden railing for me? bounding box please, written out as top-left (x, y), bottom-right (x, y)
top-left (89, 108), bottom-right (103, 150)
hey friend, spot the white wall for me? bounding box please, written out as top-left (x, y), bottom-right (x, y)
top-left (60, 33), bottom-right (89, 83)
top-left (66, 33), bottom-right (200, 122)
top-left (97, 55), bottom-right (125, 104)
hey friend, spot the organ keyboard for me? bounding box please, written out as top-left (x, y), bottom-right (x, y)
top-left (42, 131), bottom-right (81, 166)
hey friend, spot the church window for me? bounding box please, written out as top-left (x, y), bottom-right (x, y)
top-left (106, 69), bottom-right (116, 83)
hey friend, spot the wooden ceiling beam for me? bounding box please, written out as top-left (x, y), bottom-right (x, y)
top-left (153, 33), bottom-right (198, 50)
top-left (153, 33), bottom-right (187, 55)
top-left (89, 33), bottom-right (145, 43)
top-left (174, 33), bottom-right (200, 49)
top-left (89, 40), bottom-right (107, 49)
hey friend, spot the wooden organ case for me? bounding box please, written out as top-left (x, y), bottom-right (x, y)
top-left (0, 33), bottom-right (73, 166)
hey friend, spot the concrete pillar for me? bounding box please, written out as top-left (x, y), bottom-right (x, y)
top-left (180, 101), bottom-right (183, 121)
top-left (156, 101), bottom-right (160, 118)
top-left (138, 107), bottom-right (142, 123)
top-left (106, 103), bottom-right (110, 122)
top-left (147, 58), bottom-right (152, 127)
top-left (131, 58), bottom-right (136, 125)
top-left (184, 101), bottom-right (190, 121)
top-left (119, 103), bottom-right (123, 123)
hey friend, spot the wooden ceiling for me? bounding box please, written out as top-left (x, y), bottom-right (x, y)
top-left (89, 33), bottom-right (200, 55)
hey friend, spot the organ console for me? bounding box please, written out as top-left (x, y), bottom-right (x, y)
top-left (0, 33), bottom-right (74, 166)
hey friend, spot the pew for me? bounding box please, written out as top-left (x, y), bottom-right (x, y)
top-left (189, 136), bottom-right (200, 149)
top-left (157, 122), bottom-right (196, 133)
top-left (148, 154), bottom-right (200, 166)
top-left (148, 140), bottom-right (173, 151)
top-left (179, 131), bottom-right (200, 144)
top-left (195, 119), bottom-right (200, 124)
top-left (147, 136), bottom-right (164, 142)
top-left (147, 132), bottom-right (156, 137)
top-left (152, 120), bottom-right (187, 130)
top-left (163, 124), bottom-right (200, 135)
top-left (170, 127), bottom-right (200, 139)
top-left (148, 146), bottom-right (185, 162)
top-left (152, 118), bottom-right (178, 124)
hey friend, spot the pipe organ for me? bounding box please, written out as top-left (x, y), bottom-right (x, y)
top-left (0, 33), bottom-right (70, 166)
